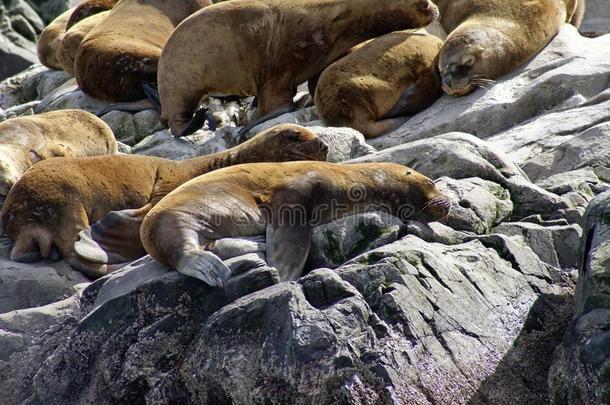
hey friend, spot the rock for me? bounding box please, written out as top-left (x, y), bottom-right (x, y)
top-left (549, 191), bottom-right (610, 404)
top-left (0, 258), bottom-right (88, 314)
top-left (492, 222), bottom-right (583, 269)
top-left (307, 126), bottom-right (375, 162)
top-left (436, 176), bottom-right (513, 234)
top-left (522, 121), bottom-right (610, 182)
top-left (349, 132), bottom-right (569, 219)
top-left (580, 0), bottom-right (610, 37)
top-left (307, 211), bottom-right (404, 270)
top-left (536, 168), bottom-right (608, 205)
top-left (100, 109), bottom-right (163, 145)
top-left (246, 106), bottom-right (321, 135)
top-left (24, 0), bottom-right (71, 24)
top-left (132, 129), bottom-right (220, 160)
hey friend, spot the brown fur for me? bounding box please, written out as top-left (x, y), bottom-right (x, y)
top-left (158, 0), bottom-right (440, 136)
top-left (315, 31), bottom-right (443, 138)
top-left (564, 0), bottom-right (585, 27)
top-left (1, 124), bottom-right (328, 279)
top-left (37, 7), bottom-right (75, 70)
top-left (141, 161), bottom-right (451, 286)
top-left (0, 109), bottom-right (116, 195)
top-left (74, 0), bottom-right (211, 102)
top-left (58, 11), bottom-right (110, 76)
top-left (66, 0), bottom-right (119, 29)
top-left (436, 0), bottom-right (568, 96)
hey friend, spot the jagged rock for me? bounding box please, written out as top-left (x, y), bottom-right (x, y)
top-left (100, 109), bottom-right (163, 145)
top-left (523, 122), bottom-right (610, 181)
top-left (307, 126), bottom-right (375, 162)
top-left (0, 258), bottom-right (88, 314)
top-left (492, 222), bottom-right (583, 269)
top-left (0, 231), bottom-right (574, 404)
top-left (368, 26), bottom-right (610, 179)
top-left (580, 0), bottom-right (610, 37)
top-left (349, 132), bottom-right (568, 219)
top-left (24, 0), bottom-right (72, 24)
top-left (246, 106), bottom-right (321, 135)
top-left (307, 211), bottom-right (404, 269)
top-left (132, 129), bottom-right (218, 160)
top-left (549, 191), bottom-right (610, 404)
top-left (436, 176), bottom-right (513, 234)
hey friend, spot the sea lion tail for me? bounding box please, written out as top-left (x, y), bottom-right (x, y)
top-left (10, 227), bottom-right (55, 263)
top-left (176, 108), bottom-right (218, 138)
top-left (175, 249), bottom-right (231, 287)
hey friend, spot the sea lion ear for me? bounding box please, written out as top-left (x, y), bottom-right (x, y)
top-left (474, 45), bottom-right (484, 56)
top-left (28, 150), bottom-right (43, 164)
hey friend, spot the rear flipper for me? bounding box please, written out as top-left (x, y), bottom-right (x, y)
top-left (224, 252), bottom-right (267, 276)
top-left (10, 227), bottom-right (56, 263)
top-left (206, 236), bottom-right (266, 260)
top-left (266, 223), bottom-right (311, 281)
top-left (175, 248), bottom-right (231, 287)
top-left (176, 108), bottom-right (218, 138)
top-left (141, 82), bottom-right (161, 112)
top-left (74, 205), bottom-right (151, 264)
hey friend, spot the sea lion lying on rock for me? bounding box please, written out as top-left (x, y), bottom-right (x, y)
top-left (66, 0), bottom-right (119, 29)
top-left (0, 109), bottom-right (116, 196)
top-left (37, 7), bottom-right (75, 70)
top-left (158, 0), bottom-right (440, 137)
top-left (2, 124), bottom-right (328, 278)
top-left (58, 11), bottom-right (110, 76)
top-left (140, 162), bottom-right (451, 286)
top-left (315, 31), bottom-right (443, 138)
top-left (435, 0), bottom-right (579, 96)
top-left (74, 0), bottom-right (211, 102)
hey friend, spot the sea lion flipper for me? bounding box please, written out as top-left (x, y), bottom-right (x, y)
top-left (74, 206), bottom-right (150, 264)
top-left (175, 249), bottom-right (231, 287)
top-left (265, 223), bottom-right (311, 281)
top-left (141, 82), bottom-right (161, 113)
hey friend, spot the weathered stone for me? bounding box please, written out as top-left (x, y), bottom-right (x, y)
top-left (549, 191), bottom-right (610, 404)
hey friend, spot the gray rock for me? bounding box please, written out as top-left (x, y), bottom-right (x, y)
top-left (246, 106), bottom-right (321, 135)
top-left (307, 126), bottom-right (375, 162)
top-left (549, 191), bottom-right (610, 404)
top-left (131, 129), bottom-right (215, 160)
top-left (100, 109), bottom-right (163, 145)
top-left (492, 222), bottom-right (583, 269)
top-left (523, 122), bottom-right (610, 181)
top-left (308, 211), bottom-right (404, 269)
top-left (24, 0), bottom-right (71, 24)
top-left (349, 132), bottom-right (568, 219)
top-left (437, 176), bottom-right (513, 234)
top-left (0, 258), bottom-right (88, 314)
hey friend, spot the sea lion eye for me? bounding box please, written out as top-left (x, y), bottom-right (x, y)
top-left (461, 55), bottom-right (475, 68)
top-left (285, 132), bottom-right (301, 141)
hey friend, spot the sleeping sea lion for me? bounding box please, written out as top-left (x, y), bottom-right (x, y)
top-left (140, 162), bottom-right (452, 286)
top-left (37, 7), bottom-right (75, 69)
top-left (65, 0), bottom-right (118, 29)
top-left (435, 0), bottom-right (575, 96)
top-left (157, 0), bottom-right (440, 136)
top-left (0, 109), bottom-right (116, 196)
top-left (74, 0), bottom-right (211, 102)
top-left (2, 124), bottom-right (328, 278)
top-left (58, 11), bottom-right (110, 76)
top-left (315, 31), bottom-right (443, 138)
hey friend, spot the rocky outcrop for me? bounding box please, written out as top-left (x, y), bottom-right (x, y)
top-left (549, 191), bottom-right (610, 404)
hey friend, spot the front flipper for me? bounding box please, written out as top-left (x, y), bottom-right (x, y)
top-left (74, 205), bottom-right (151, 264)
top-left (224, 252), bottom-right (267, 276)
top-left (206, 236), bottom-right (266, 260)
top-left (266, 223), bottom-right (312, 281)
top-left (177, 108), bottom-right (218, 138)
top-left (175, 248), bottom-right (231, 287)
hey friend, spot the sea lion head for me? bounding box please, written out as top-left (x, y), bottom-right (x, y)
top-left (250, 124), bottom-right (329, 162)
top-left (0, 146), bottom-right (42, 196)
top-left (399, 0), bottom-right (440, 28)
top-left (438, 30), bottom-right (490, 97)
top-left (382, 165), bottom-right (451, 223)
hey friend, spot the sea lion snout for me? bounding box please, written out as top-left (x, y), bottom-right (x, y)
top-left (422, 194), bottom-right (452, 222)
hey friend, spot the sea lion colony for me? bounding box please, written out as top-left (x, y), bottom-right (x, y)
top-left (2, 0), bottom-right (585, 286)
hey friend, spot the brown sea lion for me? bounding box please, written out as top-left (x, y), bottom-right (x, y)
top-left (37, 7), bottom-right (75, 69)
top-left (157, 0), bottom-right (440, 137)
top-left (435, 0), bottom-right (570, 96)
top-left (315, 31), bottom-right (443, 138)
top-left (140, 161), bottom-right (451, 286)
top-left (2, 124), bottom-right (328, 278)
top-left (74, 0), bottom-right (211, 102)
top-left (565, 0), bottom-right (585, 27)
top-left (0, 109), bottom-right (116, 196)
top-left (58, 11), bottom-right (110, 76)
top-left (66, 0), bottom-right (119, 29)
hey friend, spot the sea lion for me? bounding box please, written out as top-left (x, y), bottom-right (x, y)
top-left (158, 0), bottom-right (440, 137)
top-left (565, 0), bottom-right (585, 27)
top-left (74, 0), bottom-right (211, 102)
top-left (140, 161), bottom-right (451, 286)
top-left (2, 124), bottom-right (328, 278)
top-left (66, 0), bottom-right (119, 29)
top-left (0, 109), bottom-right (117, 196)
top-left (58, 11), bottom-right (110, 76)
top-left (37, 7), bottom-right (75, 69)
top-left (435, 0), bottom-right (571, 96)
top-left (315, 31), bottom-right (443, 138)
